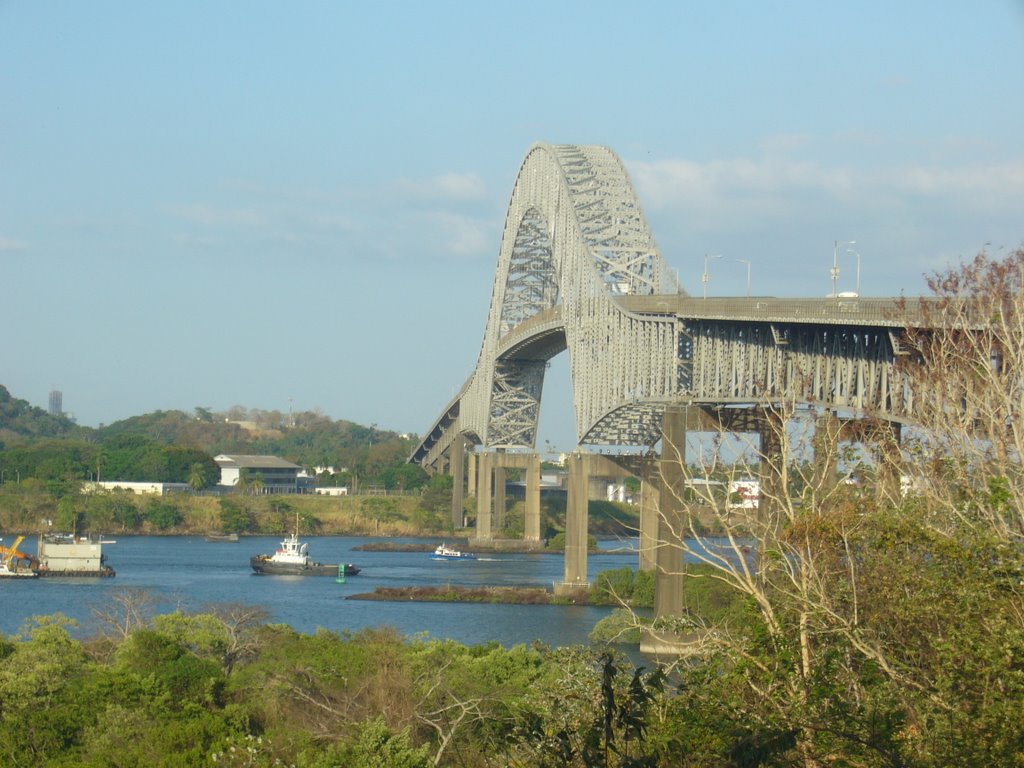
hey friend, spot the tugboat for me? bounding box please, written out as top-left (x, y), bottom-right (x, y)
top-left (250, 516), bottom-right (359, 576)
top-left (430, 543), bottom-right (476, 561)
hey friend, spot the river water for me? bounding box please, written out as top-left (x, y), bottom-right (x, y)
top-left (1, 536), bottom-right (646, 647)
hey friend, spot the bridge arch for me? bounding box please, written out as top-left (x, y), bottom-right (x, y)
top-left (460, 143), bottom-right (685, 450)
top-left (410, 142), bottom-right (933, 473)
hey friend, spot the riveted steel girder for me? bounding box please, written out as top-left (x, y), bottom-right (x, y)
top-left (408, 144), bottom-right (939, 471)
top-left (682, 318), bottom-right (916, 422)
top-left (457, 143), bottom-right (683, 450)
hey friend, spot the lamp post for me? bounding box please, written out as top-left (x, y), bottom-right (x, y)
top-left (846, 248), bottom-right (861, 295)
top-left (832, 240), bottom-right (856, 297)
top-left (736, 258), bottom-right (752, 297)
top-left (703, 254), bottom-right (722, 299)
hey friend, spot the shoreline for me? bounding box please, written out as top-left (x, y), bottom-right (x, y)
top-left (347, 584), bottom-right (594, 605)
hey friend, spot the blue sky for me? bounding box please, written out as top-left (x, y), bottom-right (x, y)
top-left (2, 1), bottom-right (1022, 452)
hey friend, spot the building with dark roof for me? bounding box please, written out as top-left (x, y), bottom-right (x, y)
top-left (214, 454), bottom-right (303, 494)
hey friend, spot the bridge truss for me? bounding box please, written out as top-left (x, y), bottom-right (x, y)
top-left (410, 144), bottom-right (932, 470)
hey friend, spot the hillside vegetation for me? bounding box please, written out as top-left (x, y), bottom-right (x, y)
top-left (0, 397), bottom-right (427, 494)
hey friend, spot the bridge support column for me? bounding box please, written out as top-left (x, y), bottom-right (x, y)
top-left (813, 410), bottom-right (841, 497)
top-left (869, 421), bottom-right (903, 503)
top-left (655, 406), bottom-right (687, 619)
top-left (524, 455), bottom-right (542, 542)
top-left (554, 452), bottom-right (589, 594)
top-left (758, 410), bottom-right (786, 520)
top-left (475, 452), bottom-right (492, 540)
top-left (467, 449), bottom-right (477, 501)
top-left (494, 462), bottom-right (507, 533)
top-left (450, 438), bottom-right (465, 530)
top-left (836, 419), bottom-right (904, 503)
top-left (634, 473), bottom-right (659, 573)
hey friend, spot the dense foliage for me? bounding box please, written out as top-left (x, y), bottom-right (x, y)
top-left (0, 400), bottom-right (428, 494)
top-left (632, 248), bottom-right (1024, 767)
top-left (3, 249), bottom-right (1024, 766)
top-left (0, 385), bottom-right (83, 443)
top-left (0, 609), bottom-right (677, 767)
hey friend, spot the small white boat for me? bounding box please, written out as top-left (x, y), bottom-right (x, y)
top-left (431, 543), bottom-right (476, 561)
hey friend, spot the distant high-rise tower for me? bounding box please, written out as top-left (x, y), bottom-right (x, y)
top-left (48, 389), bottom-right (63, 416)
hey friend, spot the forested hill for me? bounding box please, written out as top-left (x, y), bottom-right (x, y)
top-left (95, 407), bottom-right (413, 468)
top-left (0, 385), bottom-right (84, 443)
top-left (0, 385), bottom-right (416, 473)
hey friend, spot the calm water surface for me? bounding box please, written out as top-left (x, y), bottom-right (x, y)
top-left (2, 536), bottom-right (647, 647)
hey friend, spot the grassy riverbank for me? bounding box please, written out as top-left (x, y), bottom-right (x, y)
top-left (0, 482), bottom-right (653, 541)
top-left (349, 584), bottom-right (590, 605)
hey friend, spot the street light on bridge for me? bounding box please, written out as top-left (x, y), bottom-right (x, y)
top-left (735, 259), bottom-right (752, 297)
top-left (831, 240), bottom-right (856, 297)
top-left (702, 254), bottom-right (722, 299)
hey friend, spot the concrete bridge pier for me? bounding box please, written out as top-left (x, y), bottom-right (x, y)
top-left (450, 438), bottom-right (465, 530)
top-left (813, 410), bottom-right (841, 495)
top-left (638, 464), bottom-right (660, 572)
top-left (876, 422), bottom-right (903, 501)
top-left (494, 461), bottom-right (507, 532)
top-left (524, 455), bottom-right (542, 542)
top-left (554, 452), bottom-right (590, 595)
top-left (654, 405), bottom-right (687, 618)
top-left (862, 420), bottom-right (903, 502)
top-left (640, 406), bottom-right (694, 656)
top-left (471, 451), bottom-right (543, 546)
top-left (832, 418), bottom-right (904, 502)
top-left (475, 451), bottom-right (493, 540)
top-left (758, 410), bottom-right (786, 519)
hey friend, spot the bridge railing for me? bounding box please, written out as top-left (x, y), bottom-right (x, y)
top-left (617, 295), bottom-right (944, 328)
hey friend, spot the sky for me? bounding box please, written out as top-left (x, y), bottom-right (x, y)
top-left (2, 1), bottom-right (1023, 453)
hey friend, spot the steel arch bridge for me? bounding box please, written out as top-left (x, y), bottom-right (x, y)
top-left (410, 142), bottom-right (929, 470)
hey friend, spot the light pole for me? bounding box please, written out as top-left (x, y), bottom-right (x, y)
top-left (736, 258), bottom-right (751, 297)
top-left (832, 240), bottom-right (855, 297)
top-left (846, 248), bottom-right (861, 295)
top-left (703, 254), bottom-right (722, 299)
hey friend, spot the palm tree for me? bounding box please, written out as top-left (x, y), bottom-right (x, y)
top-left (188, 463), bottom-right (206, 493)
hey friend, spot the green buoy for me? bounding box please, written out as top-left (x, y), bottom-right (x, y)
top-left (336, 564), bottom-right (345, 584)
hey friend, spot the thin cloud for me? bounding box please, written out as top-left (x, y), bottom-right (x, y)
top-left (393, 172), bottom-right (487, 202)
top-left (417, 211), bottom-right (493, 259)
top-left (0, 237), bottom-right (28, 253)
top-left (630, 155), bottom-right (1024, 220)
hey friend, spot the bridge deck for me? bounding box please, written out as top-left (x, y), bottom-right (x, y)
top-left (617, 295), bottom-right (935, 327)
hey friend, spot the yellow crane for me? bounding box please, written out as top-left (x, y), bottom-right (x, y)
top-left (0, 535), bottom-right (38, 572)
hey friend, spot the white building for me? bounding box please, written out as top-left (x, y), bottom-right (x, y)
top-left (214, 454), bottom-right (303, 493)
top-left (315, 486), bottom-right (350, 496)
top-left (82, 481), bottom-right (192, 496)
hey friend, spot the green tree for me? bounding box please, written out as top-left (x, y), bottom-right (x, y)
top-left (153, 605), bottom-right (268, 676)
top-left (110, 494), bottom-right (142, 531)
top-left (0, 617), bottom-right (91, 761)
top-left (310, 719), bottom-right (431, 768)
top-left (144, 500), bottom-right (182, 531)
top-left (188, 462), bottom-right (207, 491)
top-left (55, 494), bottom-right (79, 533)
top-left (218, 498), bottom-right (253, 533)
